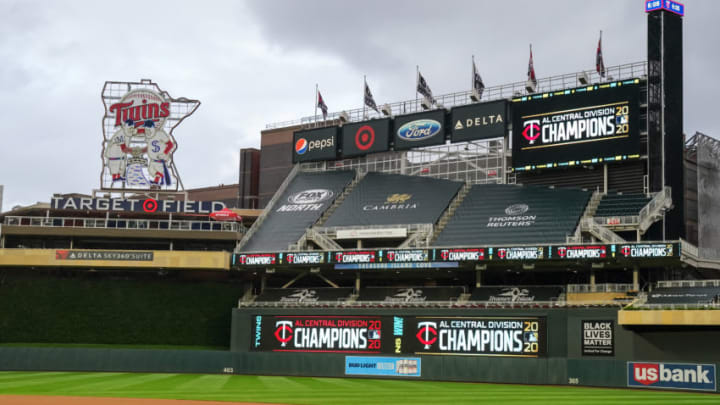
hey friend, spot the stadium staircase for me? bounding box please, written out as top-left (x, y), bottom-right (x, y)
top-left (237, 169), bottom-right (355, 252)
top-left (569, 187), bottom-right (672, 244)
top-left (429, 181), bottom-right (472, 246)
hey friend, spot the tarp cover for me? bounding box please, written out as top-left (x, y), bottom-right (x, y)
top-left (242, 171), bottom-right (354, 252)
top-left (323, 172), bottom-right (462, 227)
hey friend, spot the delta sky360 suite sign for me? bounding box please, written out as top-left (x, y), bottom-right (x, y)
top-left (100, 80), bottom-right (200, 191)
top-left (511, 80), bottom-right (642, 170)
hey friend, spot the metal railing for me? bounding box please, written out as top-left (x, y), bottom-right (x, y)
top-left (567, 283), bottom-right (635, 293)
top-left (239, 299), bottom-right (627, 309)
top-left (656, 279), bottom-right (720, 288)
top-left (627, 303), bottom-right (720, 310)
top-left (266, 61), bottom-right (647, 130)
top-left (579, 217), bottom-right (625, 243)
top-left (638, 187), bottom-right (672, 233)
top-left (3, 216), bottom-right (242, 232)
top-left (592, 215), bottom-right (640, 227)
top-left (315, 223), bottom-right (433, 238)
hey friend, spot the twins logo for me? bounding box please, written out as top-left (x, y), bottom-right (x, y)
top-left (416, 321), bottom-right (438, 349)
top-left (440, 250), bottom-right (449, 260)
top-left (498, 248), bottom-right (507, 259)
top-left (522, 119), bottom-right (541, 144)
top-left (557, 247), bottom-right (567, 258)
top-left (620, 246), bottom-right (632, 257)
top-left (274, 321), bottom-right (294, 347)
top-left (295, 138), bottom-right (308, 155)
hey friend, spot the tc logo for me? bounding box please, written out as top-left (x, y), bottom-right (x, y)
top-left (416, 321), bottom-right (438, 349)
top-left (557, 247), bottom-right (567, 258)
top-left (498, 248), bottom-right (507, 259)
top-left (274, 321), bottom-right (293, 347)
top-left (440, 250), bottom-right (449, 260)
top-left (620, 246), bottom-right (631, 257)
top-left (522, 120), bottom-right (541, 144)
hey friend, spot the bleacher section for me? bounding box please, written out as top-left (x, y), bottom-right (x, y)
top-left (469, 286), bottom-right (563, 303)
top-left (595, 193), bottom-right (650, 217)
top-left (356, 287), bottom-right (465, 303)
top-left (253, 288), bottom-right (353, 304)
top-left (241, 171), bottom-right (355, 252)
top-left (434, 184), bottom-right (590, 246)
top-left (323, 172), bottom-right (463, 227)
top-left (646, 287), bottom-right (720, 304)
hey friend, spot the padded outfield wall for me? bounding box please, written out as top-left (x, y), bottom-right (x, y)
top-left (229, 307), bottom-right (720, 391)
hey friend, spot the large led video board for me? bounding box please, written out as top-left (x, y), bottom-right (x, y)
top-left (511, 81), bottom-right (642, 170)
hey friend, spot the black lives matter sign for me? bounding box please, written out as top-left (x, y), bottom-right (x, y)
top-left (582, 320), bottom-right (614, 356)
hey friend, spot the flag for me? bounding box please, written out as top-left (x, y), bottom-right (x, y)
top-left (596, 32), bottom-right (606, 78)
top-left (364, 82), bottom-right (379, 113)
top-left (527, 45), bottom-right (537, 87)
top-left (417, 71), bottom-right (435, 103)
top-left (317, 91), bottom-right (328, 120)
top-left (472, 60), bottom-right (485, 99)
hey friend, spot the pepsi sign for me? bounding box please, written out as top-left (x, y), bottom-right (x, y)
top-left (393, 110), bottom-right (446, 150)
top-left (628, 362), bottom-right (715, 391)
top-left (293, 126), bottom-right (338, 162)
top-left (341, 119), bottom-right (391, 158)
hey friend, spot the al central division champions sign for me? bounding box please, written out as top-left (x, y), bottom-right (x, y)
top-left (251, 315), bottom-right (546, 357)
top-left (511, 81), bottom-right (641, 170)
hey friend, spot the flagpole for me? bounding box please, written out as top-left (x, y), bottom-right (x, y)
top-left (363, 75), bottom-right (367, 119)
top-left (314, 83), bottom-right (318, 127)
top-left (416, 65), bottom-right (419, 110)
top-left (471, 55), bottom-right (475, 91)
top-left (600, 30), bottom-right (603, 82)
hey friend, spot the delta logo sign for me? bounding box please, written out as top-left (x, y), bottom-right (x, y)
top-left (628, 362), bottom-right (716, 392)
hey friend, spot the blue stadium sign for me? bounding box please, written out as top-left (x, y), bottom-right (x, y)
top-left (345, 356), bottom-right (421, 377)
top-left (628, 362), bottom-right (715, 391)
top-left (645, 0), bottom-right (684, 16)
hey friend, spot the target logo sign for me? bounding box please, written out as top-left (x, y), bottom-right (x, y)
top-left (143, 198), bottom-right (158, 213)
top-left (355, 125), bottom-right (375, 151)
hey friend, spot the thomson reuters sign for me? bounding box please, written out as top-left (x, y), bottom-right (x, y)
top-left (293, 127), bottom-right (338, 162)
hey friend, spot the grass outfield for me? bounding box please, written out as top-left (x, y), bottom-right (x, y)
top-left (0, 372), bottom-right (717, 404)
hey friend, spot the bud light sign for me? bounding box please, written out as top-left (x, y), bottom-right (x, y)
top-left (628, 362), bottom-right (716, 392)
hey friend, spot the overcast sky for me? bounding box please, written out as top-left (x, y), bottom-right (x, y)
top-left (1, 0), bottom-right (718, 209)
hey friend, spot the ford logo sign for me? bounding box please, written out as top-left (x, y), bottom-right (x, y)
top-left (397, 119), bottom-right (442, 141)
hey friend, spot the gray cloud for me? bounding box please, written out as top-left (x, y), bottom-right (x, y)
top-left (0, 0), bottom-right (718, 210)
